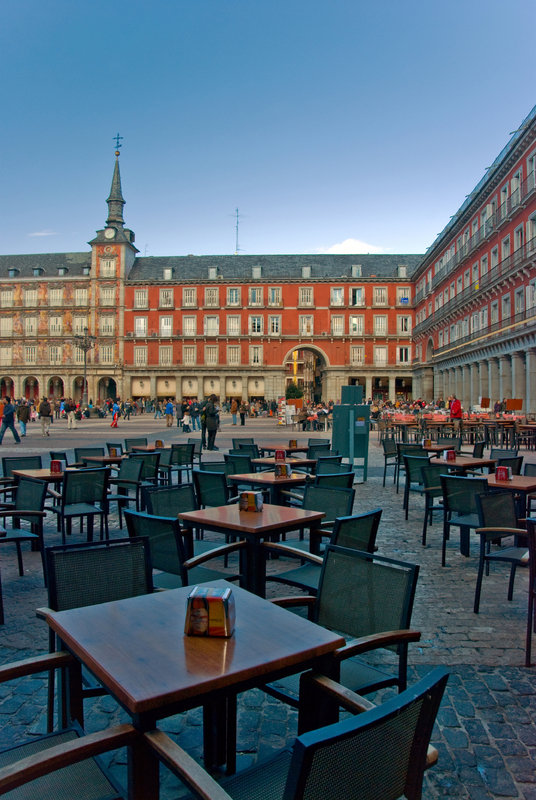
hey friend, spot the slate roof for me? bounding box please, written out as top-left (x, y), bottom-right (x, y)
top-left (127, 253), bottom-right (424, 283)
top-left (0, 252), bottom-right (91, 278)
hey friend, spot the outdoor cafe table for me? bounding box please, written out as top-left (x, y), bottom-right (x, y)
top-left (486, 473), bottom-right (536, 517)
top-left (228, 470), bottom-right (308, 505)
top-left (255, 443), bottom-right (310, 457)
top-left (429, 456), bottom-right (497, 475)
top-left (80, 454), bottom-right (125, 466)
top-left (251, 456), bottom-right (317, 471)
top-left (44, 580), bottom-right (344, 789)
top-left (178, 504), bottom-right (324, 597)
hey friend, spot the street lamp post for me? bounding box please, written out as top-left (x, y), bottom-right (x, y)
top-left (74, 327), bottom-right (97, 406)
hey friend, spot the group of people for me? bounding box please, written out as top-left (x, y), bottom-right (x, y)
top-left (0, 395), bottom-right (55, 443)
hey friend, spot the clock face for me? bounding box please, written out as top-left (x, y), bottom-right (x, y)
top-left (104, 228), bottom-right (116, 239)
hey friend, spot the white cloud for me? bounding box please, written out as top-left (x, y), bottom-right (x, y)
top-left (316, 238), bottom-right (386, 254)
top-left (28, 229), bottom-right (57, 237)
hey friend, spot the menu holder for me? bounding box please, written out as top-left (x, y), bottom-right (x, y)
top-left (154, 440), bottom-right (164, 449)
top-left (239, 491), bottom-right (264, 512)
top-left (50, 459), bottom-right (66, 474)
top-left (274, 449), bottom-right (286, 462)
top-left (288, 439), bottom-right (298, 448)
top-left (184, 586), bottom-right (235, 637)
top-left (422, 438), bottom-right (432, 447)
top-left (443, 449), bottom-right (456, 462)
top-left (109, 447), bottom-right (118, 458)
top-left (275, 463), bottom-right (292, 478)
top-left (495, 466), bottom-right (513, 481)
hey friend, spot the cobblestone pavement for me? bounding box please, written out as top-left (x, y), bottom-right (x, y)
top-left (0, 413), bottom-right (534, 798)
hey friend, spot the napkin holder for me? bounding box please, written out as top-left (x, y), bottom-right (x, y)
top-left (184, 586), bottom-right (235, 637)
top-left (443, 449), bottom-right (456, 461)
top-left (495, 465), bottom-right (513, 481)
top-left (239, 491), bottom-right (264, 511)
top-left (50, 460), bottom-right (66, 474)
top-left (275, 463), bottom-right (292, 478)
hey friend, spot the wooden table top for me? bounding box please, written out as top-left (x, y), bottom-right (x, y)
top-left (256, 444), bottom-right (310, 454)
top-left (178, 503), bottom-right (324, 534)
top-left (487, 474), bottom-right (536, 491)
top-left (130, 445), bottom-right (171, 452)
top-left (11, 468), bottom-right (69, 482)
top-left (422, 444), bottom-right (460, 454)
top-left (81, 455), bottom-right (125, 465)
top-left (228, 471), bottom-right (308, 488)
top-left (45, 581), bottom-right (344, 716)
top-left (430, 456), bottom-right (497, 470)
top-left (251, 457), bottom-right (316, 468)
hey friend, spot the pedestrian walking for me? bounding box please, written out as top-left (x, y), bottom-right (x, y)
top-left (239, 400), bottom-right (247, 426)
top-left (16, 400), bottom-right (30, 437)
top-left (67, 398), bottom-right (77, 429)
top-left (190, 400), bottom-right (201, 431)
top-left (0, 397), bottom-right (21, 444)
top-left (111, 400), bottom-right (120, 428)
top-left (38, 396), bottom-right (52, 437)
top-left (200, 399), bottom-right (208, 449)
top-left (231, 398), bottom-right (238, 425)
top-left (165, 399), bottom-right (174, 427)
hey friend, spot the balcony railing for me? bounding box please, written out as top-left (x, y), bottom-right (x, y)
top-left (430, 305), bottom-right (536, 357)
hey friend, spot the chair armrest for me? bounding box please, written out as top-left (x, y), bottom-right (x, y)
top-left (300, 673), bottom-right (375, 714)
top-left (108, 479), bottom-right (141, 486)
top-left (225, 496), bottom-right (240, 504)
top-left (0, 479), bottom-right (15, 487)
top-left (278, 490), bottom-right (304, 502)
top-left (260, 542), bottom-right (323, 565)
top-left (0, 509), bottom-right (47, 518)
top-left (0, 651), bottom-right (75, 682)
top-left (47, 488), bottom-right (62, 500)
top-left (335, 629), bottom-right (421, 660)
top-left (144, 729), bottom-right (232, 800)
top-left (182, 541), bottom-right (247, 570)
top-left (36, 606), bottom-right (54, 621)
top-left (475, 527), bottom-right (525, 536)
top-left (269, 595), bottom-right (317, 609)
top-left (0, 724), bottom-right (138, 795)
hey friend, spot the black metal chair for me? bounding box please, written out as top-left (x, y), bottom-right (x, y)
top-left (106, 442), bottom-right (124, 455)
top-left (395, 444), bottom-right (427, 493)
top-left (402, 455), bottom-right (431, 519)
top-left (128, 452), bottom-right (161, 508)
top-left (124, 437), bottom-right (148, 453)
top-left (473, 492), bottom-right (529, 614)
top-left (145, 667), bottom-right (448, 800)
top-left (279, 485), bottom-right (355, 554)
top-left (523, 518), bottom-right (536, 667)
top-left (106, 457), bottom-right (144, 528)
top-left (124, 510), bottom-right (244, 590)
top-left (496, 455), bottom-right (523, 475)
top-left (49, 450), bottom-right (70, 465)
top-left (525, 463), bottom-right (536, 514)
top-left (232, 437), bottom-right (255, 449)
top-left (382, 437), bottom-right (398, 486)
top-left (440, 474), bottom-right (489, 566)
top-left (143, 483), bottom-right (219, 559)
top-left (421, 463), bottom-right (446, 546)
top-left (73, 448), bottom-right (106, 468)
top-left (167, 443), bottom-right (196, 484)
top-left (41, 536), bottom-right (154, 731)
top-left (49, 468), bottom-right (110, 543)
top-left (263, 545), bottom-right (420, 705)
top-left (1, 456), bottom-right (43, 496)
top-left (264, 509), bottom-right (382, 594)
top-left (0, 652), bottom-right (135, 799)
top-left (187, 437), bottom-right (203, 465)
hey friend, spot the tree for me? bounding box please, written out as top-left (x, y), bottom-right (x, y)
top-left (285, 383), bottom-right (304, 400)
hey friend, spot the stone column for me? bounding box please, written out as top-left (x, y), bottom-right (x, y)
top-left (388, 374), bottom-right (396, 404)
top-left (150, 375), bottom-right (157, 399)
top-left (499, 355), bottom-right (512, 402)
top-left (469, 363), bottom-right (479, 410)
top-left (365, 375), bottom-right (373, 402)
top-left (489, 358), bottom-right (500, 405)
top-left (462, 364), bottom-right (470, 409)
top-left (526, 350), bottom-right (536, 416)
top-left (478, 361), bottom-right (488, 405)
top-left (511, 352), bottom-right (525, 409)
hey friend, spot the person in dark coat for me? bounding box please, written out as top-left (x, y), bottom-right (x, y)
top-left (205, 394), bottom-right (219, 451)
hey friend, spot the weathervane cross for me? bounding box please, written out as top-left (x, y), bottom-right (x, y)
top-left (113, 133), bottom-right (123, 150)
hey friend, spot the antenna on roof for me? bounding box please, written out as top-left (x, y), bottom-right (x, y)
top-left (144, 244), bottom-right (149, 256)
top-left (229, 208), bottom-right (246, 255)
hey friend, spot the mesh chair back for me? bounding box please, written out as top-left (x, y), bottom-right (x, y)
top-left (2, 456), bottom-right (42, 479)
top-left (476, 491), bottom-right (518, 529)
top-left (198, 461), bottom-right (232, 476)
top-left (124, 438), bottom-right (148, 453)
top-left (145, 484), bottom-right (197, 517)
top-left (62, 468), bottom-right (109, 507)
top-left (157, 449), bottom-right (173, 468)
top-left (301, 486), bottom-right (355, 524)
top-left (420, 464), bottom-right (446, 499)
top-left (115, 457), bottom-right (143, 487)
top-left (437, 437), bottom-right (462, 449)
top-left (130, 452), bottom-right (161, 481)
top-left (472, 441), bottom-right (485, 458)
top-left (496, 456), bottom-right (523, 475)
top-left (232, 438), bottom-right (254, 449)
top-left (308, 438), bottom-right (330, 446)
top-left (187, 438), bottom-right (203, 459)
top-left (236, 443), bottom-right (260, 459)
top-left (314, 472), bottom-right (355, 489)
top-left (13, 477), bottom-right (47, 525)
top-left (524, 463), bottom-right (536, 477)
top-left (382, 438), bottom-right (398, 457)
top-left (330, 509), bottom-right (382, 552)
top-left (316, 545), bottom-right (419, 652)
top-left (403, 456), bottom-right (431, 485)
top-left (440, 475), bottom-right (489, 516)
top-left (307, 443), bottom-right (332, 459)
top-left (106, 442), bottom-right (124, 456)
top-left (397, 444), bottom-right (427, 460)
top-left (490, 448), bottom-right (518, 459)
top-left (170, 443), bottom-right (195, 467)
top-left (46, 537), bottom-right (153, 612)
top-left (224, 454), bottom-right (254, 474)
top-left (314, 459), bottom-right (346, 475)
top-left (193, 470), bottom-right (230, 507)
top-left (291, 667), bottom-right (448, 800)
top-left (74, 448), bottom-right (105, 464)
top-left (124, 511), bottom-right (185, 576)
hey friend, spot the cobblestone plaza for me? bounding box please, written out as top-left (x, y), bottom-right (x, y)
top-left (0, 412), bottom-right (534, 798)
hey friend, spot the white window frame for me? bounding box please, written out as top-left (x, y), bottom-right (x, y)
top-left (331, 315), bottom-right (344, 336)
top-left (268, 287), bottom-right (282, 306)
top-left (73, 317), bottom-right (88, 334)
top-left (74, 288), bottom-right (88, 307)
top-left (183, 345), bottom-right (196, 365)
top-left (330, 287), bottom-right (344, 307)
top-left (25, 317), bottom-right (37, 336)
top-left (397, 346), bottom-right (410, 364)
top-left (204, 316), bottom-right (220, 336)
top-left (134, 347), bottom-right (147, 367)
top-left (100, 287), bottom-right (115, 306)
top-left (49, 345), bottom-right (62, 365)
top-left (24, 289), bottom-right (38, 307)
top-left (248, 315), bottom-right (263, 335)
top-left (100, 345), bottom-right (114, 365)
top-left (227, 288), bottom-right (241, 307)
top-left (350, 345), bottom-right (364, 366)
top-left (0, 346), bottom-right (12, 366)
top-left (373, 287), bottom-right (387, 306)
top-left (349, 315), bottom-right (364, 335)
top-left (159, 346), bottom-right (173, 366)
top-left (205, 345), bottom-right (218, 365)
top-left (227, 345), bottom-right (240, 365)
top-left (160, 316), bottom-right (173, 337)
top-left (299, 287), bottom-right (314, 307)
top-left (204, 287), bottom-right (219, 307)
top-left (24, 345), bottom-right (37, 364)
top-left (226, 316), bottom-right (241, 336)
top-left (100, 317), bottom-right (115, 336)
top-left (100, 259), bottom-right (115, 277)
top-left (183, 288), bottom-right (197, 307)
top-left (350, 287), bottom-right (365, 307)
top-left (398, 316), bottom-right (411, 334)
top-left (134, 317), bottom-right (148, 337)
top-left (249, 345), bottom-right (262, 365)
top-left (134, 289), bottom-right (148, 309)
top-left (268, 315), bottom-right (281, 335)
top-left (160, 288), bottom-right (174, 308)
top-left (373, 315), bottom-right (387, 336)
top-left (249, 288), bottom-right (263, 307)
top-left (182, 316), bottom-right (197, 336)
top-left (299, 315), bottom-right (314, 335)
top-left (1, 290), bottom-right (13, 308)
top-left (0, 318), bottom-right (13, 336)
top-left (374, 346), bottom-right (387, 366)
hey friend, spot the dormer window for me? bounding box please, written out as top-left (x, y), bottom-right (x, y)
top-left (163, 268), bottom-right (172, 280)
top-left (33, 268), bottom-right (43, 277)
top-left (208, 267), bottom-right (218, 280)
top-left (82, 267), bottom-right (90, 276)
top-left (351, 264), bottom-right (362, 278)
top-left (58, 267), bottom-right (68, 277)
top-left (302, 265), bottom-right (311, 278)
top-left (8, 269), bottom-right (18, 278)
top-left (252, 266), bottom-right (262, 279)
top-left (398, 265), bottom-right (407, 278)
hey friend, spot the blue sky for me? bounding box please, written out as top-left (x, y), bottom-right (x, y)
top-left (1, 0), bottom-right (534, 258)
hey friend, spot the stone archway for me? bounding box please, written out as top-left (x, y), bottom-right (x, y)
top-left (283, 346), bottom-right (329, 404)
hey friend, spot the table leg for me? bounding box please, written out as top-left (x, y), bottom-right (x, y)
top-left (460, 525), bottom-right (470, 557)
top-left (128, 735), bottom-right (160, 800)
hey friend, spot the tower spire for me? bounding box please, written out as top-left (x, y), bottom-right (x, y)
top-left (106, 146), bottom-right (125, 227)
